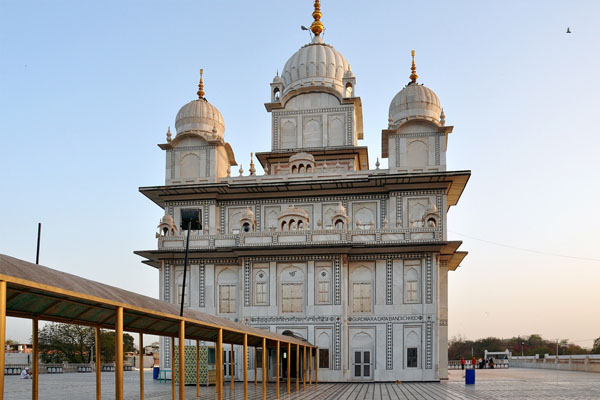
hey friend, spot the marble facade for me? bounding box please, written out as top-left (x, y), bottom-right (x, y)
top-left (136, 2), bottom-right (469, 383)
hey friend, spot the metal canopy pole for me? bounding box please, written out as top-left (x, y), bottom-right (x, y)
top-left (254, 346), bottom-right (257, 387)
top-left (287, 342), bottom-right (291, 395)
top-left (217, 329), bottom-right (223, 400)
top-left (32, 318), bottom-right (38, 400)
top-left (231, 343), bottom-right (235, 392)
top-left (309, 347), bottom-right (312, 386)
top-left (178, 321), bottom-right (185, 400)
top-left (95, 327), bottom-right (101, 400)
top-left (303, 346), bottom-right (306, 390)
top-left (262, 338), bottom-right (267, 400)
top-left (315, 347), bottom-right (319, 384)
top-left (0, 281), bottom-right (6, 400)
top-left (171, 337), bottom-right (176, 400)
top-left (139, 333), bottom-right (144, 400)
top-left (115, 307), bottom-right (124, 400)
top-left (243, 334), bottom-right (248, 400)
top-left (195, 340), bottom-right (200, 398)
top-left (295, 344), bottom-right (299, 392)
top-left (276, 341), bottom-right (280, 399)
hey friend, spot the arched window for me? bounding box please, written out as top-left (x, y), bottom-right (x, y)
top-left (405, 267), bottom-right (420, 303)
top-left (281, 221), bottom-right (287, 231)
top-left (289, 219), bottom-right (296, 231)
top-left (299, 165), bottom-right (305, 173)
top-left (280, 265), bottom-right (304, 313)
top-left (254, 269), bottom-right (268, 306)
top-left (176, 269), bottom-right (190, 307)
top-left (306, 165), bottom-right (312, 173)
top-left (335, 219), bottom-right (345, 230)
top-left (217, 268), bottom-right (237, 314)
top-left (242, 222), bottom-right (251, 232)
top-left (345, 83), bottom-right (353, 97)
top-left (317, 332), bottom-right (331, 369)
top-left (273, 88), bottom-right (280, 101)
top-left (351, 266), bottom-right (372, 313)
top-left (426, 218), bottom-right (436, 228)
top-left (297, 220), bottom-right (304, 230)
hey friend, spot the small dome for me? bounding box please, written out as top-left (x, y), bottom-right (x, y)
top-left (389, 82), bottom-right (442, 127)
top-left (289, 152), bottom-right (315, 163)
top-left (241, 207), bottom-right (255, 221)
top-left (272, 73), bottom-right (282, 83)
top-left (344, 66), bottom-right (355, 79)
top-left (175, 98), bottom-right (225, 137)
top-left (426, 199), bottom-right (438, 214)
top-left (279, 206), bottom-right (309, 220)
top-left (160, 213), bottom-right (175, 225)
top-left (333, 202), bottom-right (347, 216)
top-left (281, 36), bottom-right (350, 99)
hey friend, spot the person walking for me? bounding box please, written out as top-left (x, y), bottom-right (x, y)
top-left (460, 357), bottom-right (465, 370)
top-left (472, 356), bottom-right (477, 369)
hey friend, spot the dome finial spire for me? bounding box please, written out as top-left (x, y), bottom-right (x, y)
top-left (310, 0), bottom-right (324, 36)
top-left (410, 50), bottom-right (418, 83)
top-left (197, 69), bottom-right (205, 99)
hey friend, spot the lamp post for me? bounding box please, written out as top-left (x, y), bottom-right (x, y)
top-left (521, 341), bottom-right (524, 357)
top-left (179, 210), bottom-right (201, 316)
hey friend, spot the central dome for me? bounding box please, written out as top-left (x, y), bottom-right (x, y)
top-left (281, 36), bottom-right (350, 98)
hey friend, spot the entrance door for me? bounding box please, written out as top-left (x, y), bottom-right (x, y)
top-left (353, 350), bottom-right (372, 379)
top-left (223, 349), bottom-right (235, 379)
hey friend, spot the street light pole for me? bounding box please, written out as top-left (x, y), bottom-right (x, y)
top-left (521, 341), bottom-right (524, 357)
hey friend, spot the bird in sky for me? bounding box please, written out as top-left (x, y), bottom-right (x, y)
top-left (566, 27), bottom-right (571, 33)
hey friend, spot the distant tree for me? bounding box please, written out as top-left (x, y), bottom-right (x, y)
top-left (38, 323), bottom-right (136, 363)
top-left (99, 331), bottom-right (136, 362)
top-left (38, 323), bottom-right (94, 363)
top-left (593, 337), bottom-right (600, 354)
top-left (447, 333), bottom-right (594, 360)
top-left (5, 339), bottom-right (18, 345)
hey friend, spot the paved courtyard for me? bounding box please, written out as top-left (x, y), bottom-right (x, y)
top-left (3, 368), bottom-right (600, 399)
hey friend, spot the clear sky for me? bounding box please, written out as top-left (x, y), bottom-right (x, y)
top-left (1, 0), bottom-right (599, 349)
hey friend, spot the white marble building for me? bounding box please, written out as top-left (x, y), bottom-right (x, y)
top-left (136, 1), bottom-right (469, 382)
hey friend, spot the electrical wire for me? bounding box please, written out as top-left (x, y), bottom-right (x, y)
top-left (448, 230), bottom-right (600, 262)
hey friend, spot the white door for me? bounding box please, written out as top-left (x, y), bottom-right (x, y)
top-left (352, 350), bottom-right (372, 379)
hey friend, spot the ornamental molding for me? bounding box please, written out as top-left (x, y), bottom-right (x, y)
top-left (167, 145), bottom-right (217, 152)
top-left (246, 315), bottom-right (339, 324)
top-left (166, 200), bottom-right (215, 207)
top-left (273, 106), bottom-right (353, 117)
top-left (348, 253), bottom-right (424, 261)
top-left (426, 253), bottom-right (433, 304)
top-left (347, 315), bottom-right (425, 323)
top-left (426, 321), bottom-right (433, 369)
top-left (172, 259), bottom-right (238, 265)
top-left (390, 132), bottom-right (445, 139)
top-left (386, 322), bottom-right (393, 370)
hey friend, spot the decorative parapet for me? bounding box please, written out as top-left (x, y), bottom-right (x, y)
top-left (158, 227), bottom-right (441, 250)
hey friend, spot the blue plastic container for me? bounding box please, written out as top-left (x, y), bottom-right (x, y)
top-left (465, 368), bottom-right (475, 384)
top-left (153, 366), bottom-right (160, 380)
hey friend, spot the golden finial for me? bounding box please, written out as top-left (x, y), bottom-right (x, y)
top-left (249, 153), bottom-right (256, 175)
top-left (310, 0), bottom-right (324, 36)
top-left (410, 50), bottom-right (418, 83)
top-left (197, 69), bottom-right (205, 99)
